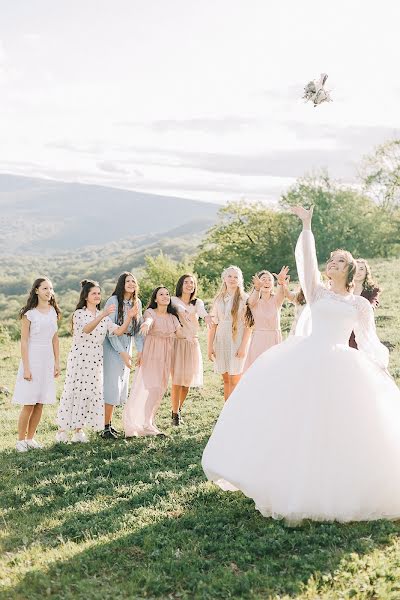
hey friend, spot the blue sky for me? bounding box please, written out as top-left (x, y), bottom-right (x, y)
top-left (1, 0), bottom-right (400, 203)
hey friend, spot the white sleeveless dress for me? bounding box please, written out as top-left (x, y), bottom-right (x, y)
top-left (12, 307), bottom-right (58, 405)
top-left (202, 230), bottom-right (400, 523)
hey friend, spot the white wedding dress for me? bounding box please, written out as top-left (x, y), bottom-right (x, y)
top-left (202, 230), bottom-right (400, 523)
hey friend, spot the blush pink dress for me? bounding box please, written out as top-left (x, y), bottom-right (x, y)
top-left (244, 295), bottom-right (283, 370)
top-left (171, 296), bottom-right (208, 387)
top-left (123, 308), bottom-right (180, 436)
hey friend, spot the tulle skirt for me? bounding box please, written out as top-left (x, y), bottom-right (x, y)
top-left (202, 336), bottom-right (400, 523)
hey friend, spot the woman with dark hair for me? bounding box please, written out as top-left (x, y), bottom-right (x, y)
top-left (349, 258), bottom-right (381, 349)
top-left (13, 277), bottom-right (61, 452)
top-left (102, 272), bottom-right (143, 439)
top-left (56, 280), bottom-right (135, 443)
top-left (170, 274), bottom-right (211, 426)
top-left (203, 206), bottom-right (400, 524)
top-left (123, 286), bottom-right (183, 437)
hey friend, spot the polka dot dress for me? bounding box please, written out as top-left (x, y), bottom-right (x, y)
top-left (57, 308), bottom-right (118, 431)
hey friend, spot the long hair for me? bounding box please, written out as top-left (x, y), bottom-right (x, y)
top-left (175, 273), bottom-right (198, 305)
top-left (147, 286), bottom-right (179, 319)
top-left (294, 287), bottom-right (306, 306)
top-left (20, 277), bottom-right (61, 320)
top-left (212, 266), bottom-right (246, 340)
top-left (244, 270), bottom-right (275, 328)
top-left (327, 250), bottom-right (357, 292)
top-left (71, 279), bottom-right (100, 331)
top-left (356, 259), bottom-right (381, 295)
top-left (110, 271), bottom-right (140, 333)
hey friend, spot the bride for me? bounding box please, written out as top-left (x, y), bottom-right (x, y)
top-left (202, 205), bottom-right (400, 523)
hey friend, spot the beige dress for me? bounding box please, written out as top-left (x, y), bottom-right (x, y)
top-left (244, 295), bottom-right (283, 370)
top-left (210, 293), bottom-right (249, 375)
top-left (123, 308), bottom-right (180, 436)
top-left (171, 296), bottom-right (207, 387)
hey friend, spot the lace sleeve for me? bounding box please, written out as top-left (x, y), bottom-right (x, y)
top-left (294, 230), bottom-right (323, 305)
top-left (354, 296), bottom-right (389, 369)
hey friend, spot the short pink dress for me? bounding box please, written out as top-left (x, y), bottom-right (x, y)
top-left (171, 296), bottom-right (207, 387)
top-left (123, 308), bottom-right (180, 436)
top-left (244, 295), bottom-right (283, 370)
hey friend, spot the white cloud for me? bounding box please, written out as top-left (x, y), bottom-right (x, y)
top-left (1, 0), bottom-right (400, 203)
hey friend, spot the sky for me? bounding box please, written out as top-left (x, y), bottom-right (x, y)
top-left (1, 0), bottom-right (400, 204)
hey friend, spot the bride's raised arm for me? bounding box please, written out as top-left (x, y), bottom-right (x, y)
top-left (291, 206), bottom-right (322, 305)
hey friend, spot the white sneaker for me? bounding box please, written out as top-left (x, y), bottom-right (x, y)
top-left (55, 431), bottom-right (69, 443)
top-left (26, 438), bottom-right (43, 449)
top-left (71, 430), bottom-right (89, 443)
top-left (16, 440), bottom-right (29, 452)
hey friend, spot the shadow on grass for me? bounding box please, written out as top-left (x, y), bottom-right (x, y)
top-left (2, 428), bottom-right (400, 599)
top-left (3, 490), bottom-right (400, 599)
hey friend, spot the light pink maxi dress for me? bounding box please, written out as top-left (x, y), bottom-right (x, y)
top-left (171, 296), bottom-right (208, 387)
top-left (123, 308), bottom-right (180, 436)
top-left (244, 295), bottom-right (283, 370)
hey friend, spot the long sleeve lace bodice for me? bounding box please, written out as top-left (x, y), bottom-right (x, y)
top-left (294, 229), bottom-right (389, 370)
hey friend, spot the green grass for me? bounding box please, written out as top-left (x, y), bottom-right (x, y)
top-left (1, 257), bottom-right (400, 599)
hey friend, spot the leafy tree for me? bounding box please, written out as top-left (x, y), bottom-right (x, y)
top-left (194, 201), bottom-right (295, 285)
top-left (138, 252), bottom-right (195, 307)
top-left (280, 172), bottom-right (391, 260)
top-left (360, 139), bottom-right (400, 253)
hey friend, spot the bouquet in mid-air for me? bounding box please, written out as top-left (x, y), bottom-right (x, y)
top-left (303, 73), bottom-right (332, 107)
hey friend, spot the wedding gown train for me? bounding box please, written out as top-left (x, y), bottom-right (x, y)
top-left (202, 230), bottom-right (400, 523)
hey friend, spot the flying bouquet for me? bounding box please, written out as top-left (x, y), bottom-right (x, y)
top-left (303, 73), bottom-right (332, 107)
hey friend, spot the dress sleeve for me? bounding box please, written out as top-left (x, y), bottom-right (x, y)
top-left (195, 298), bottom-right (208, 318)
top-left (295, 230), bottom-right (323, 305)
top-left (104, 297), bottom-right (125, 351)
top-left (73, 310), bottom-right (87, 336)
top-left (353, 297), bottom-right (389, 369)
top-left (209, 300), bottom-right (219, 325)
top-left (106, 317), bottom-right (119, 335)
top-left (24, 309), bottom-right (35, 322)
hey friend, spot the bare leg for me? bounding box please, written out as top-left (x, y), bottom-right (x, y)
top-left (17, 405), bottom-right (34, 441)
top-left (171, 384), bottom-right (181, 414)
top-left (104, 403), bottom-right (114, 426)
top-left (229, 374), bottom-right (242, 398)
top-left (222, 373), bottom-right (230, 402)
top-left (26, 404), bottom-right (43, 439)
top-left (179, 386), bottom-right (190, 409)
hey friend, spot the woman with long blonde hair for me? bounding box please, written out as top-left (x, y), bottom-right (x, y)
top-left (207, 266), bottom-right (250, 401)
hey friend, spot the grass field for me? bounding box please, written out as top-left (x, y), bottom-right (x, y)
top-left (1, 258), bottom-right (400, 600)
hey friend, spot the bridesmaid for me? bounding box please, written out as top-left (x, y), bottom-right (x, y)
top-left (171, 273), bottom-right (212, 426)
top-left (349, 259), bottom-right (381, 349)
top-left (207, 266), bottom-right (250, 402)
top-left (13, 277), bottom-right (61, 452)
top-left (123, 286), bottom-right (183, 437)
top-left (56, 280), bottom-right (135, 443)
top-left (102, 272), bottom-right (143, 440)
top-left (244, 267), bottom-right (289, 370)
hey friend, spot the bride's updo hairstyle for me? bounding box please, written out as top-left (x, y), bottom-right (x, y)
top-left (327, 250), bottom-right (357, 292)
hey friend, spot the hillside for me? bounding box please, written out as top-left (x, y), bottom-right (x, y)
top-left (0, 174), bottom-right (218, 253)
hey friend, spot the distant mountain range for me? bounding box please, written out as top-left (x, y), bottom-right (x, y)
top-left (0, 174), bottom-right (219, 254)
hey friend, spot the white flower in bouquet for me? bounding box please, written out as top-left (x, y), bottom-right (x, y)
top-left (303, 73), bottom-right (332, 107)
